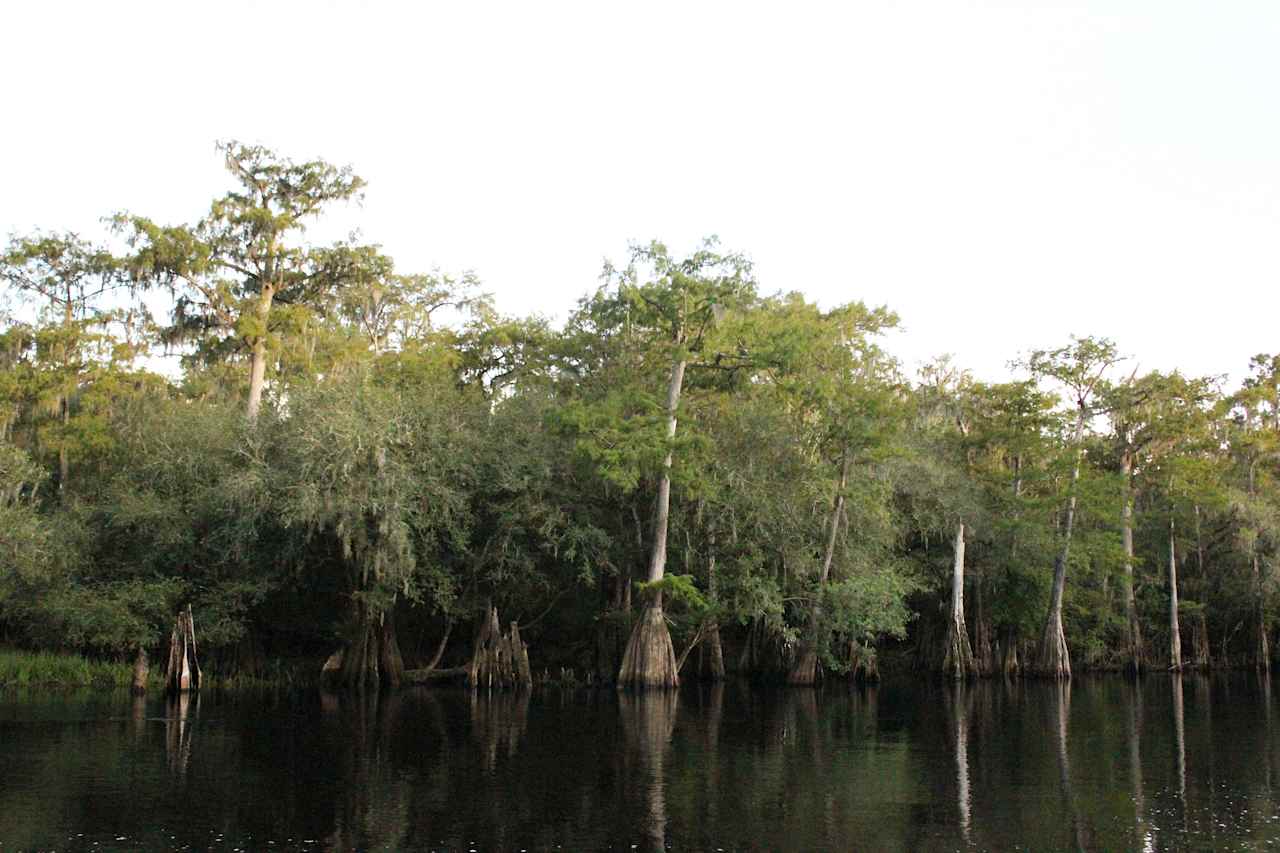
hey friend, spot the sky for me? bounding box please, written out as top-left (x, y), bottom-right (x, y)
top-left (3, 1), bottom-right (1278, 387)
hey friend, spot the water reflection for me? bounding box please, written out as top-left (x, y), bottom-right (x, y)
top-left (1171, 674), bottom-right (1187, 827)
top-left (164, 691), bottom-right (198, 777)
top-left (1046, 681), bottom-right (1090, 852)
top-left (619, 691), bottom-right (677, 852)
top-left (1128, 678), bottom-right (1146, 841)
top-left (946, 683), bottom-right (972, 844)
top-left (4, 678), bottom-right (1280, 850)
top-left (470, 689), bottom-right (530, 771)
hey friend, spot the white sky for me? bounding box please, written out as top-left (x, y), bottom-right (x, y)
top-left (3, 1), bottom-right (1278, 387)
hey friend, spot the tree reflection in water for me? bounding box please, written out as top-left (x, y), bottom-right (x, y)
top-left (1126, 677), bottom-right (1146, 843)
top-left (945, 682), bottom-right (973, 844)
top-left (1048, 681), bottom-right (1088, 853)
top-left (164, 692), bottom-right (198, 778)
top-left (1171, 674), bottom-right (1188, 832)
top-left (7, 678), bottom-right (1280, 850)
top-left (619, 691), bottom-right (678, 853)
top-left (470, 689), bottom-right (531, 772)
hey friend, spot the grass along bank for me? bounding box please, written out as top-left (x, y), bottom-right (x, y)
top-left (0, 648), bottom-right (322, 690)
top-left (0, 649), bottom-right (139, 688)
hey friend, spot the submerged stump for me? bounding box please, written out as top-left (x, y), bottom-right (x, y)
top-left (468, 605), bottom-right (533, 690)
top-left (164, 604), bottom-right (201, 694)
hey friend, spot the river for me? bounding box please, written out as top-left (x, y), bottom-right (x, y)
top-left (2, 675), bottom-right (1278, 850)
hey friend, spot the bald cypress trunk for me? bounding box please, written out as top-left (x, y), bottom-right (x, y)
top-left (1000, 626), bottom-right (1021, 677)
top-left (1121, 454), bottom-right (1144, 674)
top-left (972, 575), bottom-right (995, 676)
top-left (1189, 506), bottom-right (1212, 669)
top-left (619, 592), bottom-right (679, 688)
top-left (1250, 461), bottom-right (1271, 671)
top-left (700, 530), bottom-right (725, 681)
top-left (788, 452), bottom-right (849, 686)
top-left (1168, 518), bottom-right (1183, 671)
top-left (1255, 554), bottom-right (1270, 671)
top-left (57, 295), bottom-right (73, 494)
top-left (130, 646), bottom-right (149, 695)
top-left (619, 357), bottom-right (686, 689)
top-left (328, 603), bottom-right (405, 690)
top-left (245, 282), bottom-right (273, 421)
top-left (164, 604), bottom-right (201, 694)
top-left (941, 523), bottom-right (976, 679)
top-left (468, 605), bottom-right (532, 690)
top-left (1034, 409), bottom-right (1084, 679)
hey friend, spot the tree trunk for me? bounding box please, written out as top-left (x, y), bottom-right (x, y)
top-left (164, 604), bottom-right (201, 694)
top-left (1168, 518), bottom-right (1183, 671)
top-left (1035, 572), bottom-right (1072, 679)
top-left (644, 358), bottom-right (686, 585)
top-left (1033, 408), bottom-right (1084, 679)
top-left (1001, 626), bottom-right (1021, 677)
top-left (1189, 613), bottom-right (1211, 670)
top-left (675, 621), bottom-right (707, 674)
top-left (1250, 461), bottom-right (1270, 671)
top-left (942, 522), bottom-right (977, 679)
top-left (58, 402), bottom-right (69, 495)
top-left (423, 618), bottom-right (453, 672)
top-left (595, 574), bottom-right (628, 684)
top-left (701, 623), bottom-right (726, 681)
top-left (1121, 455), bottom-right (1144, 674)
top-left (330, 603), bottom-right (404, 690)
top-left (619, 357), bottom-right (686, 689)
top-left (787, 451), bottom-right (849, 686)
top-left (618, 594), bottom-right (680, 689)
top-left (972, 575), bottom-right (995, 676)
top-left (379, 612), bottom-right (405, 688)
top-left (130, 646), bottom-right (149, 695)
top-left (787, 646), bottom-right (819, 686)
top-left (1255, 553), bottom-right (1270, 671)
top-left (1191, 505), bottom-right (1212, 669)
top-left (468, 605), bottom-right (533, 690)
top-left (700, 525), bottom-right (725, 681)
top-left (338, 608), bottom-right (379, 689)
top-left (57, 295), bottom-right (72, 495)
top-left (245, 283), bottom-right (274, 421)
top-left (849, 639), bottom-right (879, 682)
top-left (914, 612), bottom-right (942, 672)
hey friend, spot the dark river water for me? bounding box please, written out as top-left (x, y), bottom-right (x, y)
top-left (2, 675), bottom-right (1279, 851)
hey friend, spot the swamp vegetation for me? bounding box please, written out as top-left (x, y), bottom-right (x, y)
top-left (2, 142), bottom-right (1280, 689)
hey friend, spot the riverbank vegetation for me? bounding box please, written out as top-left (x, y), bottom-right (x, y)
top-left (2, 142), bottom-right (1278, 687)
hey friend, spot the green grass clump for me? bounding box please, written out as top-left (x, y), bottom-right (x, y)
top-left (0, 648), bottom-right (321, 691)
top-left (0, 649), bottom-right (136, 688)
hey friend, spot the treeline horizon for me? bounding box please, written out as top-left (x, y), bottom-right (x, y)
top-left (2, 141), bottom-right (1278, 687)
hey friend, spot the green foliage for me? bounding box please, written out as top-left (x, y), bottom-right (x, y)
top-left (273, 368), bottom-right (479, 614)
top-left (636, 574), bottom-right (709, 613)
top-left (3, 139), bottom-right (1274, 682)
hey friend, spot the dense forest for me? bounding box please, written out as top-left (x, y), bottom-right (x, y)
top-left (2, 142), bottom-right (1278, 689)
